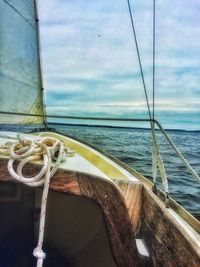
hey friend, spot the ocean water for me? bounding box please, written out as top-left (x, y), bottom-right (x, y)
top-left (0, 123), bottom-right (199, 219)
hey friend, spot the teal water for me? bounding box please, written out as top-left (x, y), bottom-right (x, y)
top-left (0, 123), bottom-right (200, 219)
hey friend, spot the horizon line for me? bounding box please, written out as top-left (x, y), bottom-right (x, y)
top-left (48, 122), bottom-right (200, 132)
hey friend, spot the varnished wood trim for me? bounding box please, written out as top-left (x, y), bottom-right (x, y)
top-left (113, 179), bottom-right (142, 235)
top-left (49, 170), bottom-right (80, 195)
top-left (142, 186), bottom-right (200, 267)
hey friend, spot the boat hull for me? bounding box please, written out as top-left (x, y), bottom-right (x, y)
top-left (0, 130), bottom-right (199, 266)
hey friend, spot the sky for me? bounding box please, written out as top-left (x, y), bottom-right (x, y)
top-left (38, 0), bottom-right (200, 130)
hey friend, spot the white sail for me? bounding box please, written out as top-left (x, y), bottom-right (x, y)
top-left (0, 0), bottom-right (45, 124)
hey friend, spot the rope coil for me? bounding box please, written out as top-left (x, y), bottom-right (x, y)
top-left (1, 134), bottom-right (75, 267)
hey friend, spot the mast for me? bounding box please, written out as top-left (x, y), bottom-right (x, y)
top-left (34, 0), bottom-right (48, 129)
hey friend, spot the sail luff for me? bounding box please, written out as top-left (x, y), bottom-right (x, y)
top-left (32, 0), bottom-right (47, 128)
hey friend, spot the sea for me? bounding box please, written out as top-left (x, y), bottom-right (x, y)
top-left (0, 123), bottom-right (200, 220)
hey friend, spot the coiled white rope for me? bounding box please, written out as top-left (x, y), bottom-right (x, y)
top-left (1, 134), bottom-right (75, 267)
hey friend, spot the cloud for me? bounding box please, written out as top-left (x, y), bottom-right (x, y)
top-left (38, 0), bottom-right (200, 128)
top-left (47, 98), bottom-right (200, 118)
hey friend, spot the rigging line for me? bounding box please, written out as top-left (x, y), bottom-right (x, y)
top-left (152, 0), bottom-right (156, 121)
top-left (0, 110), bottom-right (152, 121)
top-left (126, 0), bottom-right (169, 193)
top-left (2, 0), bottom-right (35, 29)
top-left (126, 0), bottom-right (152, 122)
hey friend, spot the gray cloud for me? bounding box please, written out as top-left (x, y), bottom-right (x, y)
top-left (38, 0), bottom-right (200, 127)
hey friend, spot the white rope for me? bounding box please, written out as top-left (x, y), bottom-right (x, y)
top-left (1, 134), bottom-right (75, 267)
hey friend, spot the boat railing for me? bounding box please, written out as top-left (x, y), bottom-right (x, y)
top-left (0, 111), bottom-right (200, 186)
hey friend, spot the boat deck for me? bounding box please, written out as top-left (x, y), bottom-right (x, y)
top-left (0, 131), bottom-right (139, 183)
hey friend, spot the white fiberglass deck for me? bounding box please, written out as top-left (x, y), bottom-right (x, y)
top-left (0, 131), bottom-right (139, 182)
